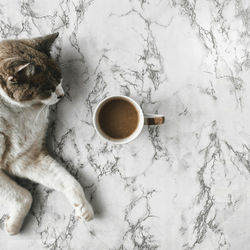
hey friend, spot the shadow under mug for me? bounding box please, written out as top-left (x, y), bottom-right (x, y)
top-left (93, 95), bottom-right (165, 144)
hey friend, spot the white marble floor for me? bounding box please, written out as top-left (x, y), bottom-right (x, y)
top-left (0, 0), bottom-right (250, 249)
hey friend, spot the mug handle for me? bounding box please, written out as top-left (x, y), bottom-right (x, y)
top-left (144, 113), bottom-right (165, 125)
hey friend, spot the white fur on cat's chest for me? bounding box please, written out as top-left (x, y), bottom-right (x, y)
top-left (0, 100), bottom-right (49, 160)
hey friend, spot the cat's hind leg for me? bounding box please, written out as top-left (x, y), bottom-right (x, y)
top-left (0, 169), bottom-right (32, 235)
top-left (10, 153), bottom-right (94, 221)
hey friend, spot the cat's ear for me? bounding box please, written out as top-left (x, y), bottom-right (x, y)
top-left (20, 33), bottom-right (59, 56)
top-left (15, 63), bottom-right (35, 77)
top-left (5, 60), bottom-right (36, 85)
top-left (7, 76), bottom-right (17, 84)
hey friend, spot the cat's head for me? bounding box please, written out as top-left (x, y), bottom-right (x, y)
top-left (0, 33), bottom-right (64, 107)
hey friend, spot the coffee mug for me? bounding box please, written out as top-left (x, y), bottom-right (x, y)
top-left (93, 95), bottom-right (165, 144)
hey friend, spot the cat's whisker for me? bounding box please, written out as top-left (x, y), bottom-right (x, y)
top-left (34, 104), bottom-right (47, 124)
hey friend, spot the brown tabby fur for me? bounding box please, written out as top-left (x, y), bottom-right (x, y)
top-left (0, 33), bottom-right (61, 101)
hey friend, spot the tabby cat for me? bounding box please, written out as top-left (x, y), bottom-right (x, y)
top-left (0, 33), bottom-right (94, 235)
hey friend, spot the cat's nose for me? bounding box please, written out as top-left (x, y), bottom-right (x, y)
top-left (56, 84), bottom-right (64, 99)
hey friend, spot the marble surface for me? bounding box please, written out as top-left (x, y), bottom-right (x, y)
top-left (0, 0), bottom-right (250, 249)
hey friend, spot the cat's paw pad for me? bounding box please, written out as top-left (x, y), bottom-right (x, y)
top-left (5, 217), bottom-right (22, 236)
top-left (74, 202), bottom-right (94, 221)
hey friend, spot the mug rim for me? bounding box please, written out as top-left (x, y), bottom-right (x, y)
top-left (93, 95), bottom-right (144, 144)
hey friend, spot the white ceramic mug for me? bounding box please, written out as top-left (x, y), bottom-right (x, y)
top-left (93, 95), bottom-right (165, 144)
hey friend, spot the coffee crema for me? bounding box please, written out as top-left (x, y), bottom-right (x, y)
top-left (98, 99), bottom-right (139, 139)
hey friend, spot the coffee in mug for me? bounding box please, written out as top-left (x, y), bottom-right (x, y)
top-left (98, 99), bottom-right (139, 139)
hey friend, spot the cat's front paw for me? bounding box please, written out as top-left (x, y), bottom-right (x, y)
top-left (5, 217), bottom-right (22, 236)
top-left (74, 201), bottom-right (94, 221)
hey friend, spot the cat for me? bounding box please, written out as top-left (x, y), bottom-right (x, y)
top-left (0, 33), bottom-right (94, 235)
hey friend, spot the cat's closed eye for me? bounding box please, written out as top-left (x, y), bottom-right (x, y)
top-left (50, 86), bottom-right (56, 92)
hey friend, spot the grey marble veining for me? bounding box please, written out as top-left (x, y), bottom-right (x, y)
top-left (0, 0), bottom-right (250, 249)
